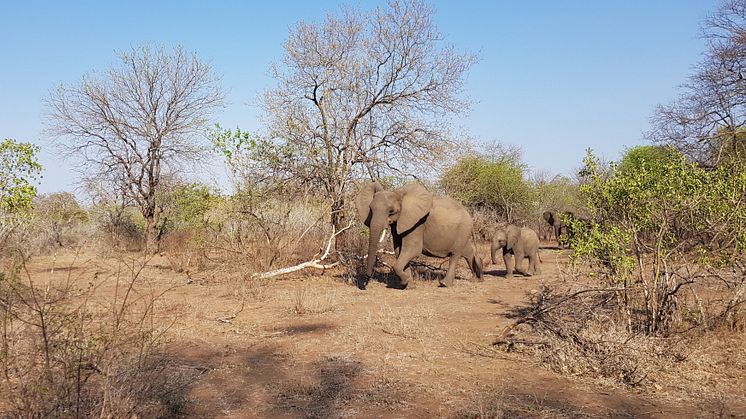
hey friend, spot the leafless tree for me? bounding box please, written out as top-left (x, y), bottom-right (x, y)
top-left (46, 44), bottom-right (225, 250)
top-left (648, 0), bottom-right (746, 165)
top-left (260, 0), bottom-right (476, 242)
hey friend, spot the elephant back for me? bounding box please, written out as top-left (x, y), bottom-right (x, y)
top-left (429, 197), bottom-right (472, 227)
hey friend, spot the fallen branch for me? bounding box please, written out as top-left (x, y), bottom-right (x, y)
top-left (492, 287), bottom-right (638, 346)
top-left (250, 221), bottom-right (354, 280)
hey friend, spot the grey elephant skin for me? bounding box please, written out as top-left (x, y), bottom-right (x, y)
top-left (543, 210), bottom-right (591, 245)
top-left (355, 182), bottom-right (483, 288)
top-left (542, 210), bottom-right (571, 244)
top-left (491, 225), bottom-right (541, 278)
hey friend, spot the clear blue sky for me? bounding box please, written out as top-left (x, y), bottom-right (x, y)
top-left (0, 0), bottom-right (718, 194)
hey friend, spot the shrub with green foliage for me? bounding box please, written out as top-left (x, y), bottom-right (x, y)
top-left (0, 139), bottom-right (41, 215)
top-left (32, 192), bottom-right (90, 249)
top-left (1, 139), bottom-right (43, 254)
top-left (169, 183), bottom-right (221, 229)
top-left (441, 154), bottom-right (534, 223)
top-left (568, 147), bottom-right (746, 334)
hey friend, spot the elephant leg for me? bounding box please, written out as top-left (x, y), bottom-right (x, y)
top-left (503, 251), bottom-right (514, 278)
top-left (513, 249), bottom-right (528, 276)
top-left (393, 242), bottom-right (420, 288)
top-left (531, 251), bottom-right (541, 275)
top-left (440, 253), bottom-right (461, 287)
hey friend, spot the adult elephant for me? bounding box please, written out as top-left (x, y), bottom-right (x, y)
top-left (543, 210), bottom-right (591, 245)
top-left (355, 181), bottom-right (482, 289)
top-left (542, 210), bottom-right (573, 244)
top-left (491, 225), bottom-right (541, 278)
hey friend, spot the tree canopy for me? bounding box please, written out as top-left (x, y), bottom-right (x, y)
top-left (255, 0), bottom-right (475, 233)
top-left (0, 139), bottom-right (42, 215)
top-left (440, 152), bottom-right (533, 223)
top-left (46, 44), bottom-right (225, 248)
top-left (648, 0), bottom-right (746, 165)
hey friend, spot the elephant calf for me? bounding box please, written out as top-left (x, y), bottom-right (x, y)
top-left (491, 225), bottom-right (541, 278)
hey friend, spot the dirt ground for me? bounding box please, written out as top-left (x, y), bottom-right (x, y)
top-left (21, 243), bottom-right (746, 418)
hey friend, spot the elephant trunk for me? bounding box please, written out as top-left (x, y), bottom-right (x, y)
top-left (490, 239), bottom-right (500, 265)
top-left (366, 214), bottom-right (386, 277)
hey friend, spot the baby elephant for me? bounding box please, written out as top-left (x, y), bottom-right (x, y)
top-left (491, 225), bottom-right (541, 278)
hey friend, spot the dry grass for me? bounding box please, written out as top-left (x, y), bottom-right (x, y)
top-left (290, 283), bottom-right (338, 315)
top-left (369, 303), bottom-right (438, 341)
top-left (2, 244), bottom-right (743, 417)
top-left (0, 252), bottom-right (178, 417)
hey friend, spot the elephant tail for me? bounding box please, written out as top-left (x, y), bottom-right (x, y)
top-left (469, 230), bottom-right (483, 279)
top-left (471, 254), bottom-right (483, 279)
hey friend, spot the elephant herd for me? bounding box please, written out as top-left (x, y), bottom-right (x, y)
top-left (355, 181), bottom-right (569, 289)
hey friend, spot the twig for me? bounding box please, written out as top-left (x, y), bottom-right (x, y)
top-left (216, 300), bottom-right (246, 324)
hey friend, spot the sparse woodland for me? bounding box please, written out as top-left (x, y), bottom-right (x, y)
top-left (1, 0), bottom-right (746, 417)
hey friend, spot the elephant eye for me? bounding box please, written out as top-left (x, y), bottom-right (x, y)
top-left (389, 209), bottom-right (398, 215)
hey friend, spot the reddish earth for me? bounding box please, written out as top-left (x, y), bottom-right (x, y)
top-left (19, 243), bottom-right (746, 418)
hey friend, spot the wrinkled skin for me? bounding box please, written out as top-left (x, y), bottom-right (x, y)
top-left (491, 225), bottom-right (541, 278)
top-left (355, 182), bottom-right (483, 289)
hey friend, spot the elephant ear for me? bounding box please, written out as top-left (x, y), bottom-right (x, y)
top-left (506, 225), bottom-right (521, 249)
top-left (395, 183), bottom-right (433, 234)
top-left (355, 182), bottom-right (383, 227)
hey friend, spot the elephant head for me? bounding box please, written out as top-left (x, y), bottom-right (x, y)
top-left (490, 225), bottom-right (519, 264)
top-left (542, 210), bottom-right (555, 226)
top-left (355, 182), bottom-right (434, 277)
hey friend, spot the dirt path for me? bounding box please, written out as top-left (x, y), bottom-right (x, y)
top-left (21, 246), bottom-right (742, 418)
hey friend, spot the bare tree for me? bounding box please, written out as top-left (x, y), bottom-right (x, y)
top-left (648, 0), bottom-right (746, 165)
top-left (46, 44), bottom-right (225, 250)
top-left (260, 0), bottom-right (476, 243)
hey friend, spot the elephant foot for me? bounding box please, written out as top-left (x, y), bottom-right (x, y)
top-left (439, 277), bottom-right (455, 287)
top-left (390, 278), bottom-right (409, 289)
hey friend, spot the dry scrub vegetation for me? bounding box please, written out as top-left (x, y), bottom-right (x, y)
top-left (4, 0), bottom-right (746, 417)
top-left (1, 214), bottom-right (746, 417)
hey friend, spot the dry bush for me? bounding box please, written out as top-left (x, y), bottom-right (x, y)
top-left (494, 282), bottom-right (746, 406)
top-left (470, 207), bottom-right (502, 242)
top-left (90, 204), bottom-right (146, 252)
top-left (198, 195), bottom-right (331, 275)
top-left (290, 284), bottom-right (337, 315)
top-left (159, 229), bottom-right (210, 274)
top-left (0, 252), bottom-right (176, 417)
top-left (494, 286), bottom-right (655, 386)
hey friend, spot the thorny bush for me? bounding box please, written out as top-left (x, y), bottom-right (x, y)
top-left (0, 251), bottom-right (175, 417)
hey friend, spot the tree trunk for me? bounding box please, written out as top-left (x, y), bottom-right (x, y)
top-left (331, 198), bottom-right (347, 251)
top-left (144, 214), bottom-right (160, 254)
